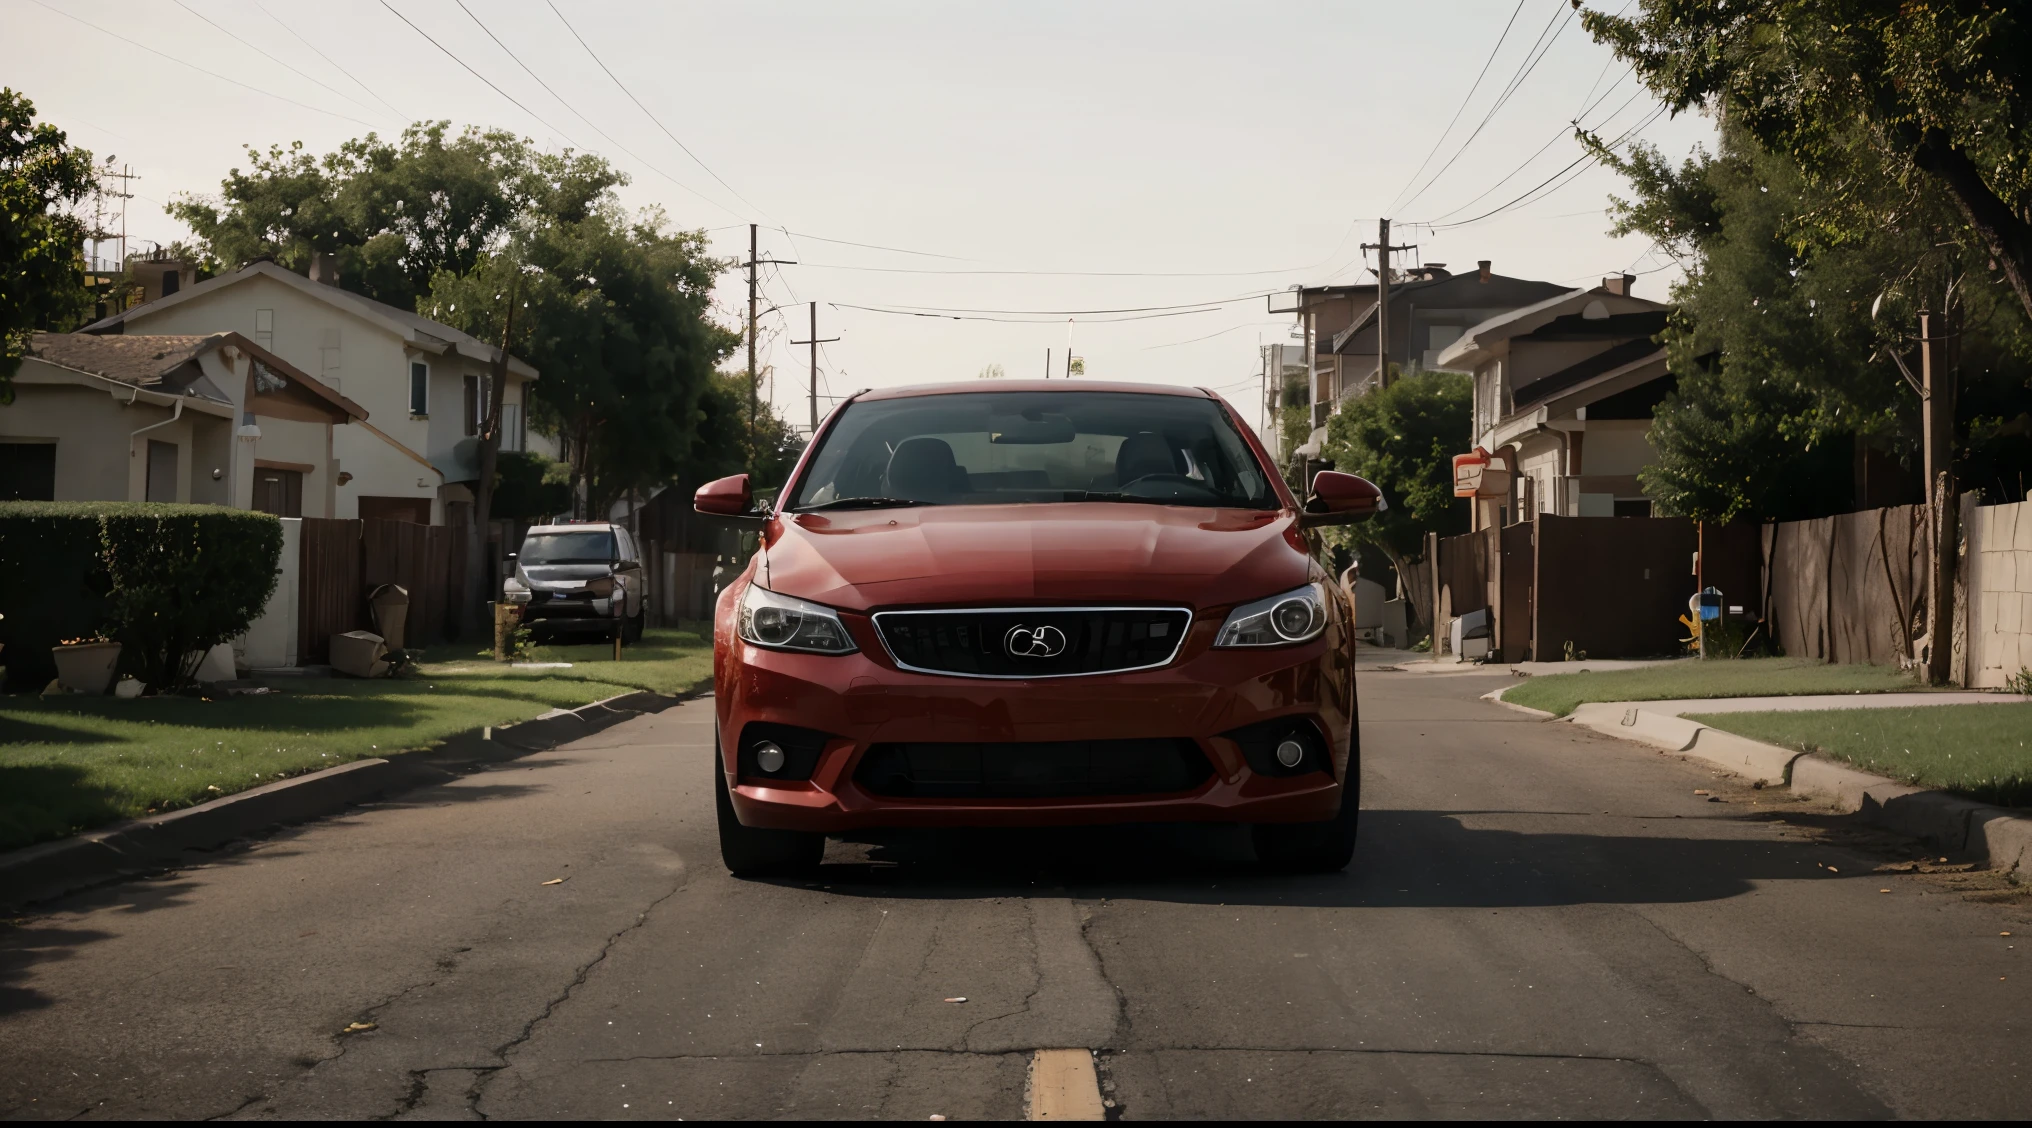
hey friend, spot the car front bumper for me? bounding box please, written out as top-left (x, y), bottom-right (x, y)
top-left (713, 617), bottom-right (1357, 833)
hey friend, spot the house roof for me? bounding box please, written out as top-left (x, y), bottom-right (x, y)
top-left (82, 259), bottom-right (539, 380)
top-left (1326, 272), bottom-right (1574, 355)
top-left (1512, 338), bottom-right (1666, 410)
top-left (1432, 286), bottom-right (1668, 371)
top-left (27, 331), bottom-right (367, 422)
top-left (27, 332), bottom-right (220, 390)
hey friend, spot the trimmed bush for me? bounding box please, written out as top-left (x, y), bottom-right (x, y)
top-left (0, 502), bottom-right (281, 691)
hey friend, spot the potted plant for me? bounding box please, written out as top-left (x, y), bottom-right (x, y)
top-left (52, 634), bottom-right (122, 695)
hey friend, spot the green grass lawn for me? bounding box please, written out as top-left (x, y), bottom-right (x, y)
top-left (0, 625), bottom-right (714, 853)
top-left (1688, 703), bottom-right (2032, 808)
top-left (1502, 656), bottom-right (1926, 717)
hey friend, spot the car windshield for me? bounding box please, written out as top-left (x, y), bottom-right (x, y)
top-left (520, 530), bottom-right (615, 565)
top-left (787, 391), bottom-right (1278, 511)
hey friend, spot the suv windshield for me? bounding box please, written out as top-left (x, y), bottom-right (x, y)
top-left (787, 391), bottom-right (1277, 511)
top-left (520, 530), bottom-right (615, 565)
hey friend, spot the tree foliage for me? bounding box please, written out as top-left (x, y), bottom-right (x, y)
top-left (1318, 369), bottom-right (1472, 566)
top-left (1602, 118), bottom-right (2032, 519)
top-left (170, 122), bottom-right (617, 311)
top-left (1583, 1), bottom-right (2032, 321)
top-left (1, 89), bottom-right (95, 402)
top-left (421, 202), bottom-right (741, 517)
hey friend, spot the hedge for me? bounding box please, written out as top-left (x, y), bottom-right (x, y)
top-left (0, 502), bottom-right (282, 691)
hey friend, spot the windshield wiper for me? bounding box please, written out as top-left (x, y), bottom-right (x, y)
top-left (795, 496), bottom-right (932, 512)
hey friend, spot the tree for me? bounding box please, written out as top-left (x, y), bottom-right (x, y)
top-left (1, 89), bottom-right (95, 402)
top-left (1582, 1), bottom-right (2032, 322)
top-left (170, 122), bottom-right (618, 310)
top-left (1318, 369), bottom-right (1472, 625)
top-left (1600, 120), bottom-right (2032, 517)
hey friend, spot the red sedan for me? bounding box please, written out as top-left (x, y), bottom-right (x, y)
top-left (694, 381), bottom-right (1383, 875)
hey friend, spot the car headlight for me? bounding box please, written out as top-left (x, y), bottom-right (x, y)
top-left (503, 575), bottom-right (532, 605)
top-left (738, 584), bottom-right (857, 654)
top-left (1213, 582), bottom-right (1328, 647)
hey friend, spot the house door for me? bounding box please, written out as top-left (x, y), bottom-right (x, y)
top-left (145, 439), bottom-right (178, 502)
top-left (0, 442), bottom-right (56, 500)
top-left (254, 468), bottom-right (303, 517)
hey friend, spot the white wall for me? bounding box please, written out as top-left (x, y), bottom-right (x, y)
top-left (0, 363), bottom-right (232, 502)
top-left (1966, 500), bottom-right (2032, 688)
top-left (1579, 420), bottom-right (1655, 477)
top-left (121, 275), bottom-right (442, 520)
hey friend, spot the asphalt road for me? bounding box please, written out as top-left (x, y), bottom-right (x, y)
top-left (3, 663), bottom-right (2028, 1120)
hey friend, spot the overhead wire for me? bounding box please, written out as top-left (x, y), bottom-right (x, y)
top-left (448, 0), bottom-right (741, 219)
top-left (168, 0), bottom-right (395, 125)
top-left (1383, 0), bottom-right (1529, 215)
top-left (1394, 0), bottom-right (1577, 217)
top-left (1417, 80), bottom-right (1645, 226)
top-left (544, 0), bottom-right (769, 220)
top-left (1420, 103), bottom-right (1668, 230)
top-left (836, 304), bottom-right (1232, 326)
top-left (375, 0), bottom-right (584, 147)
top-left (25, 0), bottom-right (380, 128)
top-left (251, 0), bottom-right (410, 122)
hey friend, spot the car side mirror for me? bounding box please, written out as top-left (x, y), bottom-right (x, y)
top-left (695, 473), bottom-right (763, 523)
top-left (614, 558), bottom-right (643, 572)
top-left (1299, 470), bottom-right (1387, 529)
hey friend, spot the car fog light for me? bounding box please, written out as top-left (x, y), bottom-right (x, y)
top-left (1274, 738), bottom-right (1306, 769)
top-left (754, 742), bottom-right (787, 774)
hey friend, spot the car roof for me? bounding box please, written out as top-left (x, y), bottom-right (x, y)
top-left (854, 379), bottom-right (1216, 402)
top-left (526, 523), bottom-right (619, 534)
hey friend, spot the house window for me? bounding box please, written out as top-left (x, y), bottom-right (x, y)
top-left (145, 440), bottom-right (178, 502)
top-left (501, 403), bottom-right (523, 452)
top-left (0, 442), bottom-right (56, 501)
top-left (409, 361), bottom-right (429, 416)
top-left (254, 308), bottom-right (274, 351)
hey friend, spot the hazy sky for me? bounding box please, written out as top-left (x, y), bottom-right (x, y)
top-left (8, 0), bottom-right (1713, 434)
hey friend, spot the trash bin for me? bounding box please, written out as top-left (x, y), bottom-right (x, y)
top-left (368, 584), bottom-right (410, 652)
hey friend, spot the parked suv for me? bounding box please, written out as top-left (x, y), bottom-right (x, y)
top-left (503, 522), bottom-right (646, 642)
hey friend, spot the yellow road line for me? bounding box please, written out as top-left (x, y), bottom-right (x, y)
top-left (1027, 1048), bottom-right (1105, 1121)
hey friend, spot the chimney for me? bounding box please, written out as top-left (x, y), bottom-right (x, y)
top-left (1477, 260), bottom-right (1492, 283)
top-left (1601, 273), bottom-right (1636, 296)
top-left (309, 251), bottom-right (339, 286)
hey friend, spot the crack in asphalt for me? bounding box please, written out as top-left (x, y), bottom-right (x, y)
top-left (960, 902), bottom-right (1041, 1051)
top-left (201, 1091), bottom-right (266, 1121)
top-left (463, 879), bottom-right (688, 1118)
top-left (583, 1048), bottom-right (1026, 1064)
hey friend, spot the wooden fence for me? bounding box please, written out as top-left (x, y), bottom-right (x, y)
top-left (297, 517), bottom-right (464, 661)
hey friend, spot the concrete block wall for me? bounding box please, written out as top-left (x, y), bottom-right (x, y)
top-left (1966, 500), bottom-right (2032, 688)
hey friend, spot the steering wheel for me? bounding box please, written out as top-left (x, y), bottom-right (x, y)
top-left (1117, 473), bottom-right (1218, 498)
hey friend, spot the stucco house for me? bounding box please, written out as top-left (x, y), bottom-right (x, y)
top-left (81, 258), bottom-right (553, 524)
top-left (1432, 276), bottom-right (1673, 529)
top-left (1, 332), bottom-right (364, 513)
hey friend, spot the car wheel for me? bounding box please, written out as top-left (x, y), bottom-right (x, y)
top-left (1253, 774), bottom-right (1360, 873)
top-left (714, 732), bottom-right (823, 877)
top-left (623, 609), bottom-right (645, 644)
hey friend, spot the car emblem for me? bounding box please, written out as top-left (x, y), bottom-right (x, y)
top-left (1004, 624), bottom-right (1068, 659)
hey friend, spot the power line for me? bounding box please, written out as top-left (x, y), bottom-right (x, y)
top-left (780, 231), bottom-right (974, 261)
top-left (375, 0), bottom-right (583, 147)
top-left (25, 0), bottom-right (379, 129)
top-left (1384, 0), bottom-right (1528, 215)
top-left (1421, 103), bottom-right (1667, 231)
top-left (791, 260), bottom-right (1323, 279)
top-left (1418, 81), bottom-right (1646, 226)
top-left (1143, 321), bottom-right (1288, 351)
top-left (448, 0), bottom-right (740, 219)
top-left (838, 291), bottom-right (1276, 317)
top-left (545, 0), bottom-right (767, 220)
top-left (251, 0), bottom-right (409, 122)
top-left (836, 303), bottom-right (1233, 325)
top-left (168, 0), bottom-right (394, 125)
top-left (1396, 0), bottom-right (1577, 216)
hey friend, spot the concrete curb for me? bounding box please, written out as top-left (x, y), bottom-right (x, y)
top-left (0, 686), bottom-right (702, 911)
top-left (1554, 696), bottom-right (2032, 881)
top-left (1479, 686), bottom-right (1557, 719)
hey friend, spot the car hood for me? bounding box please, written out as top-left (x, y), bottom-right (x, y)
top-left (761, 502), bottom-right (1309, 612)
top-left (522, 563), bottom-right (611, 587)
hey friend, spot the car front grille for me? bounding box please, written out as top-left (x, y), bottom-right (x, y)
top-left (853, 738), bottom-right (1212, 799)
top-left (872, 606), bottom-right (1191, 678)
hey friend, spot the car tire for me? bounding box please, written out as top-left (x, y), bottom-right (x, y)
top-left (714, 734), bottom-right (823, 877)
top-left (1253, 774), bottom-right (1360, 873)
top-left (623, 609), bottom-right (645, 644)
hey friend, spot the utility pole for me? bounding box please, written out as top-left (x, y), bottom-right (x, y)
top-left (1921, 308), bottom-right (1960, 685)
top-left (740, 224), bottom-right (795, 472)
top-left (788, 302), bottom-right (838, 433)
top-left (1360, 219), bottom-right (1417, 392)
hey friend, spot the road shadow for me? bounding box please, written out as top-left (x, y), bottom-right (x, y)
top-left (803, 808), bottom-right (1871, 909)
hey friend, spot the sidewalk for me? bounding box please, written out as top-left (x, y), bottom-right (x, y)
top-left (1366, 651), bottom-right (1684, 677)
top-left (1527, 689), bottom-right (2032, 885)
